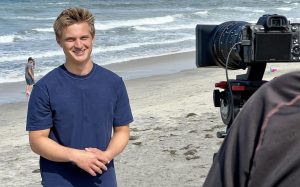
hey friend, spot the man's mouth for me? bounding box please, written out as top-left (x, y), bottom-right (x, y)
top-left (73, 49), bottom-right (85, 56)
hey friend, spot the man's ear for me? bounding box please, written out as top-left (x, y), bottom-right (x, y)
top-left (56, 38), bottom-right (62, 47)
top-left (92, 36), bottom-right (96, 44)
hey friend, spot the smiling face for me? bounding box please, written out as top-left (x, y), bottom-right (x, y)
top-left (58, 22), bottom-right (95, 66)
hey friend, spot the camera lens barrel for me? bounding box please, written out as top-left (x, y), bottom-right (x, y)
top-left (212, 21), bottom-right (248, 70)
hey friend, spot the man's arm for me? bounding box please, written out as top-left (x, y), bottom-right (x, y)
top-left (28, 67), bottom-right (34, 80)
top-left (29, 129), bottom-right (109, 176)
top-left (86, 125), bottom-right (130, 161)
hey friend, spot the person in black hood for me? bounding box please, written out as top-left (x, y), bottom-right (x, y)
top-left (204, 70), bottom-right (300, 187)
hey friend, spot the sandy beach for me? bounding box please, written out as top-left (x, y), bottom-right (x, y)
top-left (1, 51), bottom-right (300, 187)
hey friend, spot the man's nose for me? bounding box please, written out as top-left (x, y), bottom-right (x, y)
top-left (74, 39), bottom-right (83, 48)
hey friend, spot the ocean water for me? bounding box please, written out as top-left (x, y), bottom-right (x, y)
top-left (1, 0), bottom-right (300, 83)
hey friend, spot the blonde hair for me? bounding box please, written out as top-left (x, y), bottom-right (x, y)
top-left (53, 7), bottom-right (95, 42)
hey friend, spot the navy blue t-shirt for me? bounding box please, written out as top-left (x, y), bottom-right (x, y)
top-left (26, 64), bottom-right (133, 187)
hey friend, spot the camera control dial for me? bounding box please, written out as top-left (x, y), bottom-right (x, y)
top-left (292, 25), bottom-right (298, 32)
top-left (292, 46), bottom-right (300, 57)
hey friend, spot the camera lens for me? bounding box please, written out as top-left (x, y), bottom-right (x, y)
top-left (212, 21), bottom-right (248, 70)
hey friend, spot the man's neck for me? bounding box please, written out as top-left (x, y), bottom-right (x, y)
top-left (64, 60), bottom-right (93, 76)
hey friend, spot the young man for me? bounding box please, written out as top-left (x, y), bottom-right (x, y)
top-left (26, 7), bottom-right (133, 187)
top-left (25, 57), bottom-right (35, 97)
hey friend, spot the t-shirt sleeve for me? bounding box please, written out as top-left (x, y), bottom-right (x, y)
top-left (113, 78), bottom-right (133, 126)
top-left (26, 85), bottom-right (53, 131)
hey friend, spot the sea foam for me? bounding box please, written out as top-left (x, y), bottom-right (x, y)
top-left (95, 15), bottom-right (175, 30)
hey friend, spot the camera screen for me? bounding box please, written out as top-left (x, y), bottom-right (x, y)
top-left (254, 33), bottom-right (292, 62)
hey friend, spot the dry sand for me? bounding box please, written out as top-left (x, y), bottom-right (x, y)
top-left (1, 52), bottom-right (300, 187)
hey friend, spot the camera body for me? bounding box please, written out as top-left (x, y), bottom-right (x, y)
top-left (243, 15), bottom-right (300, 64)
top-left (196, 15), bottom-right (300, 135)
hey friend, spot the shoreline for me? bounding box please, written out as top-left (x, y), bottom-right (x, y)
top-left (0, 51), bottom-right (196, 105)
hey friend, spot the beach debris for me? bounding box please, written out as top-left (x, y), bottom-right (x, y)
top-left (186, 156), bottom-right (200, 160)
top-left (130, 127), bottom-right (139, 132)
top-left (270, 66), bottom-right (279, 72)
top-left (163, 149), bottom-right (177, 156)
top-left (186, 113), bottom-right (197, 118)
top-left (169, 133), bottom-right (178, 137)
top-left (184, 149), bottom-right (198, 156)
top-left (153, 127), bottom-right (162, 131)
top-left (169, 150), bottom-right (177, 155)
top-left (32, 169), bottom-right (40, 173)
top-left (129, 135), bottom-right (139, 141)
top-left (184, 149), bottom-right (200, 160)
top-left (158, 135), bottom-right (168, 139)
top-left (132, 142), bottom-right (142, 146)
top-left (203, 124), bottom-right (224, 132)
top-left (205, 134), bottom-right (214, 138)
top-left (188, 130), bottom-right (198, 133)
top-left (180, 144), bottom-right (193, 150)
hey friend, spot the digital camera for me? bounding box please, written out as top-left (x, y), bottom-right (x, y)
top-left (195, 14), bottom-right (300, 137)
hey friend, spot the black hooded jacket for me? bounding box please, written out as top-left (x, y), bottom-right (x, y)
top-left (204, 71), bottom-right (300, 187)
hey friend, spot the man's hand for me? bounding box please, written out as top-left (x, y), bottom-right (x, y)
top-left (85, 147), bottom-right (112, 163)
top-left (71, 149), bottom-right (110, 176)
top-left (29, 130), bottom-right (111, 177)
